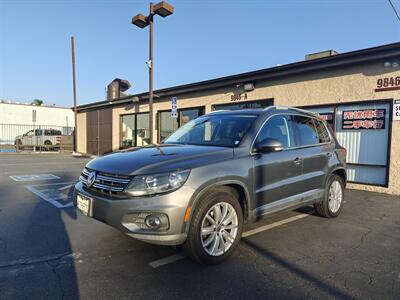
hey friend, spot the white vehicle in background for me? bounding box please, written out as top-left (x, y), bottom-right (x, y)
top-left (14, 129), bottom-right (62, 150)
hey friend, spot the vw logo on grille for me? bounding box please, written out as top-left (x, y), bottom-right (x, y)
top-left (87, 171), bottom-right (97, 187)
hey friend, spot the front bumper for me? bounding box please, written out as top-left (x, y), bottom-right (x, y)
top-left (73, 182), bottom-right (194, 245)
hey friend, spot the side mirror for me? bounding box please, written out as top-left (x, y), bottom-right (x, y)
top-left (256, 138), bottom-right (284, 153)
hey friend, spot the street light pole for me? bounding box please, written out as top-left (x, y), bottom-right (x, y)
top-left (132, 1), bottom-right (174, 145)
top-left (148, 2), bottom-right (154, 144)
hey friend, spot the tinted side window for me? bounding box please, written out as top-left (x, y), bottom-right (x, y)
top-left (257, 115), bottom-right (293, 148)
top-left (292, 115), bottom-right (319, 146)
top-left (313, 119), bottom-right (331, 143)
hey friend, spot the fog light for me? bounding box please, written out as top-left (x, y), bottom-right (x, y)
top-left (144, 213), bottom-right (169, 230)
top-left (145, 215), bottom-right (162, 228)
top-left (123, 212), bottom-right (169, 231)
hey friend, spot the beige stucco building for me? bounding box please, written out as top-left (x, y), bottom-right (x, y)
top-left (76, 42), bottom-right (400, 195)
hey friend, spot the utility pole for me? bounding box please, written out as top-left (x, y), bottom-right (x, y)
top-left (71, 35), bottom-right (78, 152)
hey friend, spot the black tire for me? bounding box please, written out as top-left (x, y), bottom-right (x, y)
top-left (314, 174), bottom-right (344, 218)
top-left (183, 186), bottom-right (243, 265)
top-left (44, 140), bottom-right (52, 151)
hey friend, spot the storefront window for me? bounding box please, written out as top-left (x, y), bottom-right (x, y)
top-left (159, 111), bottom-right (178, 142)
top-left (136, 113), bottom-right (150, 146)
top-left (158, 107), bottom-right (204, 142)
top-left (301, 101), bottom-right (391, 187)
top-left (180, 108), bottom-right (200, 125)
top-left (121, 114), bottom-right (135, 149)
top-left (120, 113), bottom-right (149, 149)
top-left (303, 106), bottom-right (335, 131)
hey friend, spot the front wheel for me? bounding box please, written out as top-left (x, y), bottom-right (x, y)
top-left (15, 139), bottom-right (23, 150)
top-left (314, 174), bottom-right (344, 218)
top-left (183, 186), bottom-right (243, 265)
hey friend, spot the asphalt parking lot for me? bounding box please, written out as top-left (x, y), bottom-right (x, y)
top-left (0, 154), bottom-right (399, 300)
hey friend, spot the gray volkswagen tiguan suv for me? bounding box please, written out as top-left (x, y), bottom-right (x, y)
top-left (74, 106), bottom-right (347, 264)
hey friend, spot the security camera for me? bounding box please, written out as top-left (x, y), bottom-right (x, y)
top-left (145, 60), bottom-right (152, 69)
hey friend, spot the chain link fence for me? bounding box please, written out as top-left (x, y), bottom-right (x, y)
top-left (0, 124), bottom-right (75, 153)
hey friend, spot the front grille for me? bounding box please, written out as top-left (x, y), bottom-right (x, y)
top-left (79, 168), bottom-right (131, 195)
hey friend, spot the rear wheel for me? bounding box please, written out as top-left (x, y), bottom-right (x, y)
top-left (43, 140), bottom-right (52, 151)
top-left (314, 174), bottom-right (344, 218)
top-left (183, 186), bottom-right (243, 265)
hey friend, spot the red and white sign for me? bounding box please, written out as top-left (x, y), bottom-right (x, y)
top-left (342, 109), bottom-right (386, 130)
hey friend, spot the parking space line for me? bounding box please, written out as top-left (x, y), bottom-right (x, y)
top-left (148, 212), bottom-right (310, 268)
top-left (28, 181), bottom-right (77, 187)
top-left (25, 184), bottom-right (74, 209)
top-left (1, 161), bottom-right (87, 167)
top-left (149, 253), bottom-right (186, 268)
top-left (58, 184), bottom-right (74, 191)
top-left (241, 213), bottom-right (310, 237)
top-left (9, 174), bottom-right (60, 182)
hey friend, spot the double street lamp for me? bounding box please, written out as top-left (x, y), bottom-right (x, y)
top-left (132, 1), bottom-right (174, 144)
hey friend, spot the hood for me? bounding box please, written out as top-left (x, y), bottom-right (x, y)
top-left (86, 144), bottom-right (234, 175)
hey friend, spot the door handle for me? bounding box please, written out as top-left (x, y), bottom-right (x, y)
top-left (293, 157), bottom-right (302, 165)
top-left (326, 152), bottom-right (332, 157)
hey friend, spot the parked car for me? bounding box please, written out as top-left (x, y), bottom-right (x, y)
top-left (15, 129), bottom-right (62, 150)
top-left (74, 106), bottom-right (347, 264)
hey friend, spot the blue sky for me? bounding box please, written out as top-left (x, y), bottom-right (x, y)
top-left (1, 0), bottom-right (399, 107)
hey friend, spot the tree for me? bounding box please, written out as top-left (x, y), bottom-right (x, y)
top-left (31, 99), bottom-right (43, 106)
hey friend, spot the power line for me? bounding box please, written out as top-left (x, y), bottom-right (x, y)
top-left (388, 0), bottom-right (400, 23)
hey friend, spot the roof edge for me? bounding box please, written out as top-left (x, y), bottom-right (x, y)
top-left (77, 41), bottom-right (400, 112)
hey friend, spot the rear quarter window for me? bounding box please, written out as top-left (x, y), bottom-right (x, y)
top-left (313, 119), bottom-right (331, 143)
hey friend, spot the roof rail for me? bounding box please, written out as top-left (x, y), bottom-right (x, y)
top-left (263, 105), bottom-right (318, 116)
top-left (206, 109), bottom-right (230, 115)
top-left (262, 105), bottom-right (277, 111)
top-left (288, 107), bottom-right (319, 116)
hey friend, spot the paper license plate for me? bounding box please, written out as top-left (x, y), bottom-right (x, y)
top-left (77, 194), bottom-right (91, 216)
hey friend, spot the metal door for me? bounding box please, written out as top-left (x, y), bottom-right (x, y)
top-left (87, 109), bottom-right (112, 155)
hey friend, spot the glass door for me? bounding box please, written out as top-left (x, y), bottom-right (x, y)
top-left (120, 113), bottom-right (150, 149)
top-left (120, 114), bottom-right (135, 149)
top-left (136, 113), bottom-right (150, 146)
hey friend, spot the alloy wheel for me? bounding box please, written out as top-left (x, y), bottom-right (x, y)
top-left (200, 202), bottom-right (239, 256)
top-left (328, 180), bottom-right (343, 213)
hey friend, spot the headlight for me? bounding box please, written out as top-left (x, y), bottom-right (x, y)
top-left (125, 170), bottom-right (190, 196)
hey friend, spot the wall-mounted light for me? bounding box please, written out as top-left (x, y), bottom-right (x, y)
top-left (244, 83), bottom-right (255, 91)
top-left (383, 61), bottom-right (399, 68)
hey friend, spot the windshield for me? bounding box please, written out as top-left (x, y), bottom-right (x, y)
top-left (163, 114), bottom-right (257, 147)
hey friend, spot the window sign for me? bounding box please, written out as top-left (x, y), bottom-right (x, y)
top-left (171, 97), bottom-right (178, 118)
top-left (394, 99), bottom-right (400, 121)
top-left (342, 109), bottom-right (386, 130)
top-left (317, 112), bottom-right (334, 126)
